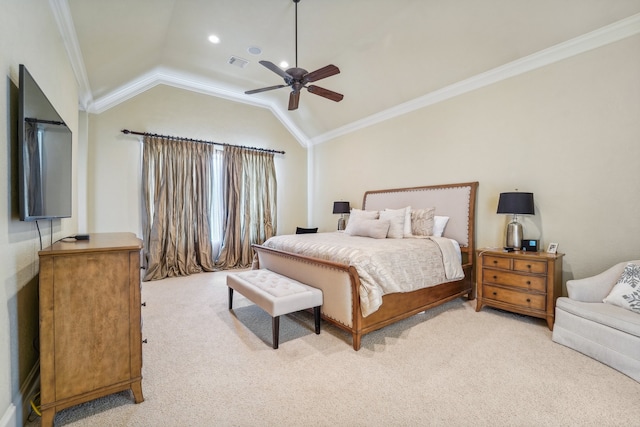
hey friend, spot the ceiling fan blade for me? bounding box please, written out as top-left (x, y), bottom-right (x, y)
top-left (307, 85), bottom-right (344, 102)
top-left (259, 60), bottom-right (291, 80)
top-left (288, 91), bottom-right (300, 111)
top-left (245, 84), bottom-right (287, 95)
top-left (303, 64), bottom-right (340, 83)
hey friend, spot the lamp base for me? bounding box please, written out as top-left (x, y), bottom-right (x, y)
top-left (505, 221), bottom-right (523, 250)
top-left (337, 216), bottom-right (346, 231)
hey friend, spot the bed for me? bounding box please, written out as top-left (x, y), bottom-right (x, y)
top-left (252, 181), bottom-right (478, 350)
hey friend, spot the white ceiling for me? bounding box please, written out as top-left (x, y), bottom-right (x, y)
top-left (53, 0), bottom-right (640, 146)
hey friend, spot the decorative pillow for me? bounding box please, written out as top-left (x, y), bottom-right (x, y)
top-left (410, 207), bottom-right (436, 237)
top-left (344, 219), bottom-right (390, 239)
top-left (433, 216), bottom-right (449, 237)
top-left (379, 208), bottom-right (406, 239)
top-left (603, 263), bottom-right (640, 313)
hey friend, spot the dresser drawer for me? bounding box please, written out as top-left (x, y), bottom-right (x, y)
top-left (513, 259), bottom-right (547, 274)
top-left (482, 269), bottom-right (547, 292)
top-left (483, 255), bottom-right (511, 270)
top-left (483, 284), bottom-right (546, 311)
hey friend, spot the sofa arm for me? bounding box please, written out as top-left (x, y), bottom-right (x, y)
top-left (567, 260), bottom-right (640, 302)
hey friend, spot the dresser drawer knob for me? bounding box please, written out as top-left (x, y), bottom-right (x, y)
top-left (492, 292), bottom-right (497, 296)
top-left (526, 281), bottom-right (531, 285)
top-left (493, 275), bottom-right (498, 279)
top-left (526, 298), bottom-right (531, 303)
top-left (493, 260), bottom-right (498, 264)
top-left (527, 264), bottom-right (532, 269)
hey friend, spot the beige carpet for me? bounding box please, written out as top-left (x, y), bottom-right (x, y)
top-left (27, 270), bottom-right (640, 426)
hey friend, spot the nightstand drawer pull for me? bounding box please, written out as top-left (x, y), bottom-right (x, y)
top-left (493, 292), bottom-right (497, 296)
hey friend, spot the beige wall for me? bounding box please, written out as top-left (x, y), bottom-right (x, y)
top-left (310, 34), bottom-right (640, 282)
top-left (86, 84), bottom-right (308, 236)
top-left (0, 1), bottom-right (79, 425)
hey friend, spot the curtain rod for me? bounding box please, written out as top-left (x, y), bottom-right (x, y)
top-left (120, 129), bottom-right (285, 155)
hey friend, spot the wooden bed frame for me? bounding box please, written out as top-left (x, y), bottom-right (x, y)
top-left (252, 182), bottom-right (478, 350)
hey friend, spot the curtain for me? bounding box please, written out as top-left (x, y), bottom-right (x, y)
top-left (216, 145), bottom-right (277, 269)
top-left (141, 136), bottom-right (218, 281)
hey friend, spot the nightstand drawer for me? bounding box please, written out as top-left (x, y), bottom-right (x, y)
top-left (483, 255), bottom-right (511, 270)
top-left (513, 259), bottom-right (547, 274)
top-left (483, 284), bottom-right (546, 310)
top-left (482, 269), bottom-right (546, 292)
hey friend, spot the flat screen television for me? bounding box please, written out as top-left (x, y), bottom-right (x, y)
top-left (18, 64), bottom-right (72, 221)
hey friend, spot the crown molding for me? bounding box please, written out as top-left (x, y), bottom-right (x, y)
top-left (88, 67), bottom-right (311, 147)
top-left (48, 0), bottom-right (93, 109)
top-left (310, 12), bottom-right (640, 145)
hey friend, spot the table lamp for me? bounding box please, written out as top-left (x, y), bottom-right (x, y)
top-left (333, 201), bottom-right (350, 230)
top-left (497, 192), bottom-right (534, 250)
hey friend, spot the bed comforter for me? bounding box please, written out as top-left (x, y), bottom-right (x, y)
top-left (261, 232), bottom-right (464, 316)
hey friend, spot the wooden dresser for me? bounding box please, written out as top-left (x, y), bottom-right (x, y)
top-left (38, 233), bottom-right (144, 426)
top-left (475, 248), bottom-right (564, 330)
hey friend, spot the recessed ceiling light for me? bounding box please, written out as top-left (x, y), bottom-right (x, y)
top-left (247, 46), bottom-right (262, 55)
top-left (279, 61), bottom-right (289, 68)
top-left (208, 35), bottom-right (220, 44)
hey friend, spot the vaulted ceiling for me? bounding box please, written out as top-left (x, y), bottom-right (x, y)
top-left (53, 0), bottom-right (640, 146)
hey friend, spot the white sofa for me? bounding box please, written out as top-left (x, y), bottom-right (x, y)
top-left (552, 260), bottom-right (640, 382)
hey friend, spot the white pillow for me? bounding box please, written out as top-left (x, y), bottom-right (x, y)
top-left (345, 219), bottom-right (390, 239)
top-left (433, 216), bottom-right (449, 237)
top-left (349, 208), bottom-right (379, 221)
top-left (379, 208), bottom-right (406, 239)
top-left (603, 263), bottom-right (640, 313)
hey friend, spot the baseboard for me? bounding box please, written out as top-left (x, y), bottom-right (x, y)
top-left (0, 404), bottom-right (16, 427)
top-left (13, 359), bottom-right (40, 427)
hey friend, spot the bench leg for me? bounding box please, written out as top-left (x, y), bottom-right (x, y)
top-left (272, 316), bottom-right (280, 349)
top-left (314, 306), bottom-right (321, 334)
top-left (228, 288), bottom-right (234, 309)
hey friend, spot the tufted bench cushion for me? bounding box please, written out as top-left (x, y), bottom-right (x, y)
top-left (227, 269), bottom-right (323, 349)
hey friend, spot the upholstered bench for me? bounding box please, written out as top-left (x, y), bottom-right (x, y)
top-left (227, 269), bottom-right (323, 349)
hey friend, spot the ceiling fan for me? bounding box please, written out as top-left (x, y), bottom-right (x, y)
top-left (245, 0), bottom-right (343, 111)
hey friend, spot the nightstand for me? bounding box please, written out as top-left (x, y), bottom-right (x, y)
top-left (475, 248), bottom-right (564, 330)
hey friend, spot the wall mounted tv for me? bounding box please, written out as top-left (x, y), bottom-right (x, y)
top-left (18, 64), bottom-right (72, 221)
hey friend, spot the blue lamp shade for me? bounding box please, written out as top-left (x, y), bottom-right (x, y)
top-left (497, 192), bottom-right (535, 215)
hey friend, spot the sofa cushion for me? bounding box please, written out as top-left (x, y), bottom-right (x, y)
top-left (556, 297), bottom-right (640, 338)
top-left (603, 262), bottom-right (640, 314)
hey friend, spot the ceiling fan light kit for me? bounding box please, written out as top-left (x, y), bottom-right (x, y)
top-left (245, 0), bottom-right (343, 111)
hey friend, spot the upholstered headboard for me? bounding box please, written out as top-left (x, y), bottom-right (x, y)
top-left (362, 182), bottom-right (478, 248)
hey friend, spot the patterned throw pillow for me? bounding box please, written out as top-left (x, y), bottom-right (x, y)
top-left (603, 263), bottom-right (640, 314)
top-left (410, 207), bottom-right (436, 237)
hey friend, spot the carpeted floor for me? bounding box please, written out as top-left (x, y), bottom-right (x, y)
top-left (27, 270), bottom-right (640, 426)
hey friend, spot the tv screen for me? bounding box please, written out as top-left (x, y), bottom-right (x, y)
top-left (18, 64), bottom-right (72, 221)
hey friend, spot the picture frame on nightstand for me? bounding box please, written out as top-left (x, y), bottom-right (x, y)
top-left (547, 242), bottom-right (558, 254)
